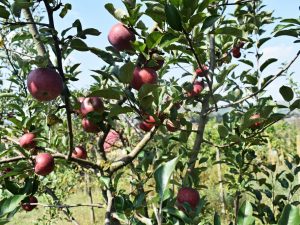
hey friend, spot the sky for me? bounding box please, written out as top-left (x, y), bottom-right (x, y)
top-left (50, 1), bottom-right (299, 101)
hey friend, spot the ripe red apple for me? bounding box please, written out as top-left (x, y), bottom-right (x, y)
top-left (34, 153), bottom-right (54, 176)
top-left (82, 118), bottom-right (100, 133)
top-left (19, 133), bottom-right (36, 149)
top-left (22, 196), bottom-right (38, 211)
top-left (139, 116), bottom-right (156, 132)
top-left (166, 120), bottom-right (179, 132)
top-left (131, 67), bottom-right (158, 91)
top-left (72, 146), bottom-right (87, 159)
top-left (108, 23), bottom-right (136, 51)
top-left (232, 47), bottom-right (241, 58)
top-left (195, 65), bottom-right (208, 77)
top-left (27, 68), bottom-right (64, 101)
top-left (176, 187), bottom-right (200, 211)
top-left (80, 97), bottom-right (104, 117)
top-left (104, 130), bottom-right (120, 152)
top-left (187, 81), bottom-right (204, 97)
top-left (250, 113), bottom-right (262, 129)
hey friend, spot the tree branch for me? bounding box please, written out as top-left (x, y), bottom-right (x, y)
top-left (45, 187), bottom-right (80, 225)
top-left (109, 127), bottom-right (157, 173)
top-left (205, 50), bottom-right (300, 114)
top-left (42, 1), bottom-right (74, 160)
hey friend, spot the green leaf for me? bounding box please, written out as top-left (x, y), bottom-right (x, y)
top-left (290, 99), bottom-right (300, 111)
top-left (165, 4), bottom-right (183, 31)
top-left (138, 84), bottom-right (159, 100)
top-left (214, 212), bottom-right (221, 225)
top-left (239, 59), bottom-right (254, 67)
top-left (162, 207), bottom-right (192, 224)
top-left (278, 204), bottom-right (300, 225)
top-left (212, 27), bottom-right (243, 37)
top-left (237, 201), bottom-right (255, 225)
top-left (59, 3), bottom-right (72, 18)
top-left (146, 32), bottom-right (163, 49)
top-left (274, 30), bottom-right (299, 38)
top-left (0, 6), bottom-right (10, 19)
top-left (201, 15), bottom-right (220, 31)
top-left (70, 39), bottom-right (89, 51)
top-left (89, 89), bottom-right (122, 100)
top-left (160, 33), bottom-right (181, 48)
top-left (109, 105), bottom-right (133, 117)
top-left (118, 62), bottom-right (134, 84)
top-left (280, 86), bottom-right (294, 102)
top-left (105, 3), bottom-right (127, 21)
top-left (89, 47), bottom-right (114, 64)
top-left (260, 58), bottom-right (277, 72)
top-left (0, 195), bottom-right (26, 217)
top-left (154, 156), bottom-right (179, 198)
top-left (218, 125), bottom-right (228, 138)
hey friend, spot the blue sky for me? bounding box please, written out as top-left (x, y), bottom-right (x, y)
top-left (53, 0), bottom-right (300, 101)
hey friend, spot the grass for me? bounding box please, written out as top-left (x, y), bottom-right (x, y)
top-left (8, 188), bottom-right (106, 225)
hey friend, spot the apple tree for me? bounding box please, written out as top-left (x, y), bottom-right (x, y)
top-left (0, 0), bottom-right (300, 224)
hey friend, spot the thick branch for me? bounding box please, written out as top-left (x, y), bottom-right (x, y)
top-left (42, 1), bottom-right (74, 160)
top-left (23, 202), bottom-right (103, 208)
top-left (109, 128), bottom-right (157, 173)
top-left (104, 189), bottom-right (114, 225)
top-left (22, 8), bottom-right (48, 57)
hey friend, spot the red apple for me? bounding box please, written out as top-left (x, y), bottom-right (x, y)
top-left (104, 130), bottom-right (120, 152)
top-left (139, 116), bottom-right (156, 132)
top-left (82, 118), bottom-right (100, 133)
top-left (19, 133), bottom-right (36, 149)
top-left (166, 120), bottom-right (179, 132)
top-left (232, 47), bottom-right (241, 58)
top-left (22, 196), bottom-right (38, 211)
top-left (250, 113), bottom-right (262, 129)
top-left (195, 65), bottom-right (208, 77)
top-left (176, 187), bottom-right (200, 211)
top-left (108, 23), bottom-right (136, 51)
top-left (72, 146), bottom-right (87, 159)
top-left (80, 97), bottom-right (104, 117)
top-left (187, 81), bottom-right (204, 97)
top-left (27, 68), bottom-right (64, 101)
top-left (34, 153), bottom-right (54, 176)
top-left (131, 67), bottom-right (158, 90)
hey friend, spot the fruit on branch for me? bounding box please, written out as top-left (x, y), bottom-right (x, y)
top-left (27, 68), bottom-right (64, 101)
top-left (195, 65), bottom-right (208, 77)
top-left (131, 67), bottom-right (158, 90)
top-left (34, 153), bottom-right (54, 176)
top-left (176, 187), bottom-right (200, 212)
top-left (72, 146), bottom-right (87, 159)
top-left (108, 23), bottom-right (136, 51)
top-left (250, 113), bottom-right (262, 129)
top-left (232, 47), bottom-right (241, 58)
top-left (187, 81), bottom-right (204, 97)
top-left (82, 118), bottom-right (100, 133)
top-left (19, 133), bottom-right (36, 149)
top-left (21, 196), bottom-right (38, 211)
top-left (166, 120), bottom-right (179, 132)
top-left (139, 116), bottom-right (156, 132)
top-left (104, 130), bottom-right (120, 152)
top-left (80, 97), bottom-right (104, 117)
top-left (146, 53), bottom-right (165, 71)
top-left (237, 41), bottom-right (245, 48)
